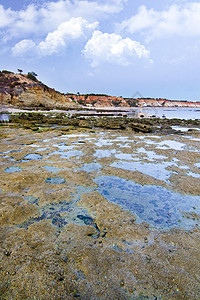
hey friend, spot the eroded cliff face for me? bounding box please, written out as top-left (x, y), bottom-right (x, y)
top-left (68, 94), bottom-right (200, 108)
top-left (0, 72), bottom-right (78, 109)
top-left (16, 87), bottom-right (76, 109)
top-left (67, 94), bottom-right (137, 107)
top-left (136, 98), bottom-right (200, 108)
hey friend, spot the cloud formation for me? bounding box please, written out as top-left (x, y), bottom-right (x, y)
top-left (38, 17), bottom-right (98, 55)
top-left (0, 5), bottom-right (15, 28)
top-left (83, 31), bottom-right (151, 67)
top-left (12, 39), bottom-right (36, 56)
top-left (12, 17), bottom-right (98, 56)
top-left (118, 3), bottom-right (200, 40)
top-left (0, 0), bottom-right (126, 39)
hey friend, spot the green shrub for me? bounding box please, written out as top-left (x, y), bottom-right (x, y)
top-left (27, 72), bottom-right (38, 82)
top-left (2, 70), bottom-right (14, 74)
top-left (112, 99), bottom-right (122, 106)
top-left (126, 99), bottom-right (137, 107)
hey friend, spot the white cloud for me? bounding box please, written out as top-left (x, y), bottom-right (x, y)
top-left (0, 5), bottom-right (16, 28)
top-left (12, 17), bottom-right (98, 56)
top-left (38, 17), bottom-right (98, 55)
top-left (83, 31), bottom-right (151, 67)
top-left (0, 0), bottom-right (126, 40)
top-left (1, 4), bottom-right (41, 41)
top-left (12, 39), bottom-right (36, 56)
top-left (118, 3), bottom-right (200, 40)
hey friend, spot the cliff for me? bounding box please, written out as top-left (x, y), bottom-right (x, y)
top-left (0, 71), bottom-right (79, 110)
top-left (68, 94), bottom-right (200, 108)
top-left (1, 71), bottom-right (200, 109)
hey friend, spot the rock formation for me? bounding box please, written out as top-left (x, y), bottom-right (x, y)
top-left (0, 71), bottom-right (79, 109)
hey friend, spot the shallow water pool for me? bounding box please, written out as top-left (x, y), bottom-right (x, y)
top-left (94, 175), bottom-right (200, 229)
top-left (5, 166), bottom-right (23, 173)
top-left (23, 153), bottom-right (43, 160)
top-left (45, 177), bottom-right (66, 184)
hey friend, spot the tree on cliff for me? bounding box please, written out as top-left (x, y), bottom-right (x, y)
top-left (27, 71), bottom-right (38, 82)
top-left (17, 69), bottom-right (23, 74)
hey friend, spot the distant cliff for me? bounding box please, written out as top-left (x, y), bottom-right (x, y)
top-left (67, 94), bottom-right (200, 108)
top-left (1, 70), bottom-right (200, 109)
top-left (0, 71), bottom-right (79, 109)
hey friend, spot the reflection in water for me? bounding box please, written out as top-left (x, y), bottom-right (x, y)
top-left (111, 160), bottom-right (175, 181)
top-left (128, 108), bottom-right (200, 120)
top-left (5, 166), bottom-right (22, 173)
top-left (94, 175), bottom-right (200, 229)
top-left (0, 113), bottom-right (9, 122)
top-left (23, 153), bottom-right (43, 160)
top-left (43, 166), bottom-right (63, 172)
top-left (19, 186), bottom-right (96, 229)
top-left (49, 150), bottom-right (83, 159)
top-left (157, 140), bottom-right (186, 151)
top-left (137, 147), bottom-right (167, 161)
top-left (45, 177), bottom-right (66, 184)
top-left (94, 149), bottom-right (117, 158)
top-left (79, 163), bottom-right (102, 173)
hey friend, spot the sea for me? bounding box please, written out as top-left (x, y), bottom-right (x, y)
top-left (129, 107), bottom-right (200, 120)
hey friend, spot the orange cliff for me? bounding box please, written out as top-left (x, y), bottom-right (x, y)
top-left (67, 94), bottom-right (200, 108)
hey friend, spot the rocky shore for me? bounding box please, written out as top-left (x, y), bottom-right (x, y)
top-left (1, 110), bottom-right (200, 134)
top-left (0, 113), bottom-right (200, 299)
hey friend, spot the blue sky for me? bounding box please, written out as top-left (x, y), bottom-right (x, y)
top-left (1, 0), bottom-right (200, 100)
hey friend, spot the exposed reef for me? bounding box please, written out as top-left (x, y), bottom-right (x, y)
top-left (0, 121), bottom-right (200, 299)
top-left (7, 111), bottom-right (200, 134)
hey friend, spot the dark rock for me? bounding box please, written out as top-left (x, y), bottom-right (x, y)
top-left (4, 250), bottom-right (12, 256)
top-left (129, 122), bottom-right (152, 133)
top-left (77, 215), bottom-right (94, 225)
top-left (120, 279), bottom-right (125, 286)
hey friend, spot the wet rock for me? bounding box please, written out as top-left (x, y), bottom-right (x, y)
top-left (188, 128), bottom-right (199, 133)
top-left (78, 119), bottom-right (93, 129)
top-left (77, 215), bottom-right (94, 225)
top-left (146, 255), bottom-right (151, 261)
top-left (100, 229), bottom-right (107, 238)
top-left (4, 250), bottom-right (12, 256)
top-left (87, 232), bottom-right (100, 239)
top-left (120, 279), bottom-right (125, 286)
top-left (129, 122), bottom-right (152, 133)
top-left (160, 125), bottom-right (177, 134)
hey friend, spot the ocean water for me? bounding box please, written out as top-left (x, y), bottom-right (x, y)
top-left (127, 107), bottom-right (200, 120)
